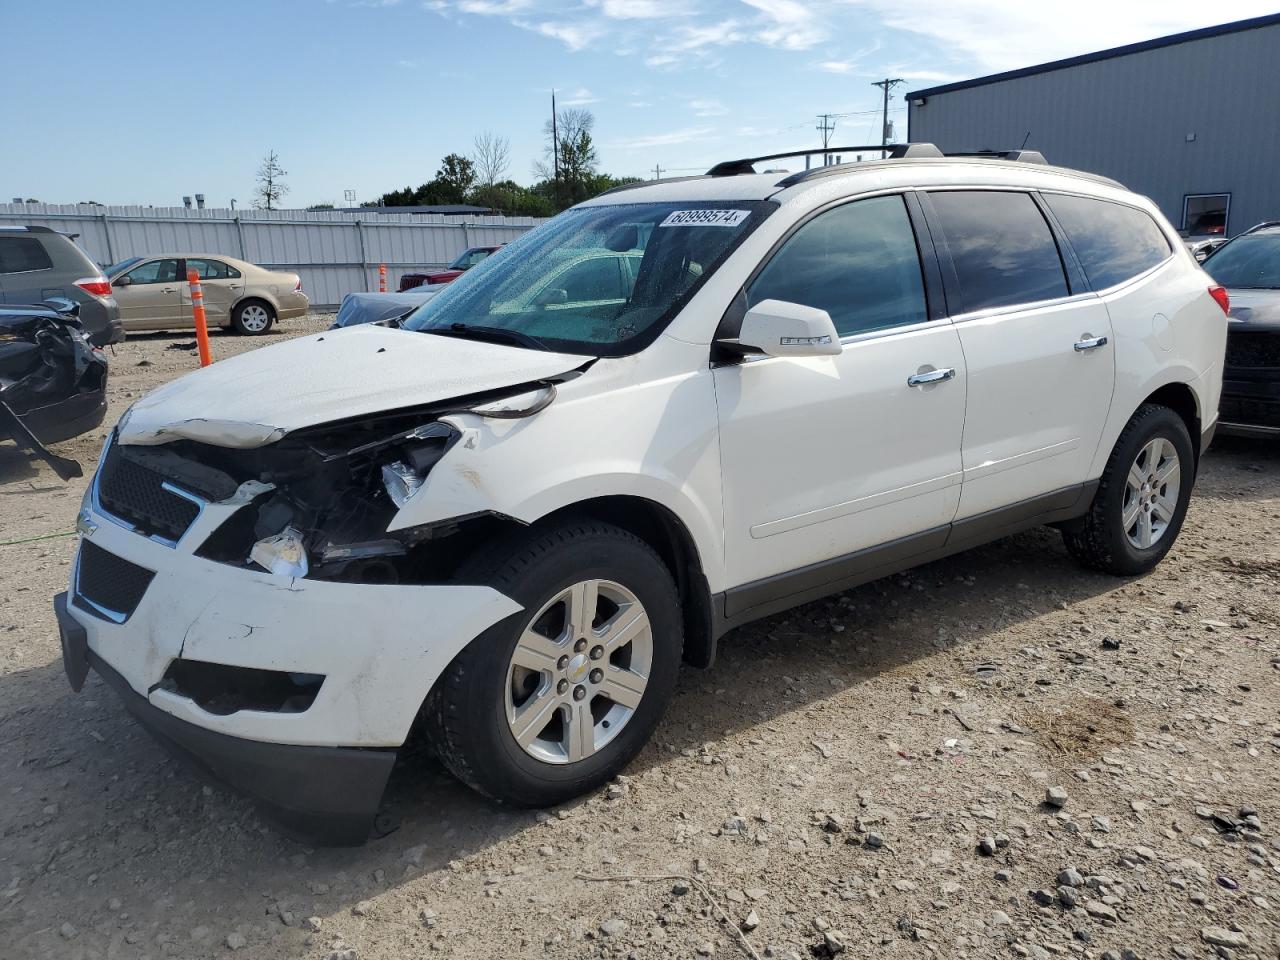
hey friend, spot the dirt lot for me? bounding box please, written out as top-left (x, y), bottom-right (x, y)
top-left (2, 318), bottom-right (1278, 960)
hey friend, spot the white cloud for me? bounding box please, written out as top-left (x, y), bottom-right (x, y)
top-left (561, 86), bottom-right (603, 105)
top-left (590, 0), bottom-right (691, 18)
top-left (817, 60), bottom-right (856, 74)
top-left (455, 0), bottom-right (532, 13)
top-left (843, 0), bottom-right (1280, 74)
top-left (608, 126), bottom-right (716, 150)
top-left (690, 97), bottom-right (728, 116)
top-left (740, 0), bottom-right (827, 50)
top-left (520, 18), bottom-right (606, 50)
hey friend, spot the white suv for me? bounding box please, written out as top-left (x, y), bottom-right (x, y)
top-left (55, 145), bottom-right (1227, 843)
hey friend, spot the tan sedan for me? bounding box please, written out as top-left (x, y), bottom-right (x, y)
top-left (105, 254), bottom-right (309, 335)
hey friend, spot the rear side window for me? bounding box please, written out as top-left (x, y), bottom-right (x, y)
top-left (747, 194), bottom-right (928, 337)
top-left (186, 258), bottom-right (241, 280)
top-left (929, 191), bottom-right (1069, 313)
top-left (1043, 194), bottom-right (1171, 290)
top-left (0, 236), bottom-right (54, 274)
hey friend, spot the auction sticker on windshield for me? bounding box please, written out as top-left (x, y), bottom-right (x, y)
top-left (659, 209), bottom-right (751, 228)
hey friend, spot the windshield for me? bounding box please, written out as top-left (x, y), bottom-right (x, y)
top-left (404, 201), bottom-right (773, 355)
top-left (105, 257), bottom-right (142, 276)
top-left (1205, 234), bottom-right (1280, 289)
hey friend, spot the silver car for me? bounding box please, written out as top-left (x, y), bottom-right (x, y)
top-left (106, 254), bottom-right (309, 335)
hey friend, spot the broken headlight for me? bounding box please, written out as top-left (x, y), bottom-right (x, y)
top-left (250, 526), bottom-right (309, 578)
top-left (381, 460), bottom-right (424, 509)
top-left (378, 422), bottom-right (458, 510)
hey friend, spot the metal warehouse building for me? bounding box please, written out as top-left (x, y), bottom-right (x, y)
top-left (906, 13), bottom-right (1280, 238)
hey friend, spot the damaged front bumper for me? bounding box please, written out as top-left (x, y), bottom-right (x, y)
top-left (57, 468), bottom-right (521, 842)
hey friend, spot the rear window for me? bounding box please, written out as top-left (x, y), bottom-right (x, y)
top-left (0, 236), bottom-right (54, 274)
top-left (929, 191), bottom-right (1069, 313)
top-left (1044, 194), bottom-right (1171, 290)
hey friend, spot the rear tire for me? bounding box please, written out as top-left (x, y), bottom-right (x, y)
top-left (1062, 403), bottom-right (1194, 575)
top-left (426, 521), bottom-right (683, 807)
top-left (231, 300), bottom-right (275, 335)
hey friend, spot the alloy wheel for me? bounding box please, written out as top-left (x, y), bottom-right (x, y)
top-left (504, 579), bottom-right (652, 764)
top-left (239, 304), bottom-right (271, 332)
top-left (1122, 437), bottom-right (1181, 549)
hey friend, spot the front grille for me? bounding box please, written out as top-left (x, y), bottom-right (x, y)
top-left (74, 540), bottom-right (155, 622)
top-left (97, 443), bottom-right (202, 542)
top-left (1226, 331), bottom-right (1280, 369)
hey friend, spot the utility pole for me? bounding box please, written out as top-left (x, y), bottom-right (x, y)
top-left (815, 114), bottom-right (836, 166)
top-left (652, 163), bottom-right (664, 180)
top-left (871, 78), bottom-right (905, 158)
top-left (551, 89), bottom-right (560, 208)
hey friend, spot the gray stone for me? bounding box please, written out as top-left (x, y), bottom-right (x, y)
top-left (226, 932), bottom-right (247, 950)
top-left (1058, 868), bottom-right (1084, 887)
top-left (1045, 786), bottom-right (1069, 808)
top-left (600, 918), bottom-right (628, 937)
top-left (1200, 928), bottom-right (1248, 949)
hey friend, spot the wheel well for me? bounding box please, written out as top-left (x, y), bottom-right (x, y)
top-left (532, 497), bottom-right (718, 669)
top-left (1142, 382), bottom-right (1200, 460)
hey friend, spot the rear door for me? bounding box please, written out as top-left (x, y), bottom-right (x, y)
top-left (922, 189), bottom-right (1115, 520)
top-left (114, 258), bottom-right (185, 330)
top-left (182, 258), bottom-right (243, 326)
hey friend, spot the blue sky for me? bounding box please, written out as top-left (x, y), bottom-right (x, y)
top-left (2, 0), bottom-right (1274, 208)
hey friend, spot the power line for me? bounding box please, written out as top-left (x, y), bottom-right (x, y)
top-left (871, 78), bottom-right (906, 158)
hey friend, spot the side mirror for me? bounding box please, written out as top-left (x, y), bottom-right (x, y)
top-left (114, 275), bottom-right (132, 287)
top-left (730, 299), bottom-right (842, 358)
top-left (535, 287), bottom-right (568, 307)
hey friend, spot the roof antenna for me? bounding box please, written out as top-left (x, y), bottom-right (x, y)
top-left (1019, 130), bottom-right (1032, 149)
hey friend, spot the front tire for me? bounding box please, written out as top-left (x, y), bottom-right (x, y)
top-left (1062, 403), bottom-right (1194, 575)
top-left (427, 521), bottom-right (683, 807)
top-left (231, 300), bottom-right (275, 335)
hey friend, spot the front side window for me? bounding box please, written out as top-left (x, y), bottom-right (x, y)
top-left (405, 201), bottom-right (772, 355)
top-left (0, 236), bottom-right (54, 274)
top-left (1204, 233), bottom-right (1280, 289)
top-left (1044, 194), bottom-right (1171, 290)
top-left (125, 259), bottom-right (180, 284)
top-left (1183, 194), bottom-right (1230, 236)
top-left (746, 194), bottom-right (927, 337)
top-left (929, 191), bottom-right (1069, 313)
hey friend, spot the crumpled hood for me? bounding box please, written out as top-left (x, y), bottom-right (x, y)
top-left (118, 325), bottom-right (586, 447)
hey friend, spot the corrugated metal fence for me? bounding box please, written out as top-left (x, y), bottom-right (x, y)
top-left (0, 203), bottom-right (544, 307)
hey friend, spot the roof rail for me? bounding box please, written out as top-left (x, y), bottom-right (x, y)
top-left (595, 175), bottom-right (707, 198)
top-left (946, 149), bottom-right (1048, 165)
top-left (706, 142), bottom-right (943, 177)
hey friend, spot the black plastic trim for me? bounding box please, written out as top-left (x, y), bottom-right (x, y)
top-left (714, 481), bottom-right (1098, 636)
top-left (83, 649), bottom-right (395, 845)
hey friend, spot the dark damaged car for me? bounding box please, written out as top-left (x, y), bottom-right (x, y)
top-left (1203, 222), bottom-right (1280, 437)
top-left (1, 300), bottom-right (109, 479)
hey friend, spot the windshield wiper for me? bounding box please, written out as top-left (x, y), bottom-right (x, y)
top-left (425, 323), bottom-right (548, 351)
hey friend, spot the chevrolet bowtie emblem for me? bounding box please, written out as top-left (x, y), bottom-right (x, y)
top-left (75, 509), bottom-right (98, 537)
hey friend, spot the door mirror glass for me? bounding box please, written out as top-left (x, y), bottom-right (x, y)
top-left (733, 299), bottom-right (842, 358)
top-left (114, 275), bottom-right (132, 287)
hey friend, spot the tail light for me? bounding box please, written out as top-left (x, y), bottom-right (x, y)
top-left (75, 277), bottom-right (112, 298)
top-left (1208, 285), bottom-right (1230, 315)
top-left (294, 278), bottom-right (303, 293)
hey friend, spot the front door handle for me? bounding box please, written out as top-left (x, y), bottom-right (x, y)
top-left (1074, 336), bottom-right (1108, 352)
top-left (161, 286), bottom-right (176, 294)
top-left (907, 367), bottom-right (956, 386)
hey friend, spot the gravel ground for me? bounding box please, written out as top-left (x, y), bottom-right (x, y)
top-left (1, 317), bottom-right (1278, 960)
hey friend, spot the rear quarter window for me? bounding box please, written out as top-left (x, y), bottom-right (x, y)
top-left (0, 236), bottom-right (54, 274)
top-left (1043, 194), bottom-right (1171, 290)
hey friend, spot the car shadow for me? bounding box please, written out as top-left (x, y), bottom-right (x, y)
top-left (1198, 434), bottom-right (1279, 501)
top-left (0, 522), bottom-right (1128, 956)
top-left (0, 444), bottom-right (42, 486)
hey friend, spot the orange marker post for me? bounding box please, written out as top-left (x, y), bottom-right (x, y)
top-left (378, 263), bottom-right (387, 293)
top-left (187, 268), bottom-right (213, 367)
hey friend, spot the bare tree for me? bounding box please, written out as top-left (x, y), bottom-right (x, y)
top-left (472, 132), bottom-right (511, 187)
top-left (534, 108), bottom-right (599, 207)
top-left (253, 149), bottom-right (289, 211)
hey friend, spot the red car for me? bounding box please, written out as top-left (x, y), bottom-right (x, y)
top-left (398, 246), bottom-right (502, 291)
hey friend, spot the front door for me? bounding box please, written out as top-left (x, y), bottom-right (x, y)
top-left (922, 190), bottom-right (1115, 519)
top-left (714, 194), bottom-right (967, 611)
top-left (114, 258), bottom-right (185, 330)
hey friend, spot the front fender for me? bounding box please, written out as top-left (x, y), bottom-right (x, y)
top-left (387, 353), bottom-right (728, 591)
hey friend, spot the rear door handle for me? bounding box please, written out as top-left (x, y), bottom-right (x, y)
top-left (907, 367), bottom-right (956, 386)
top-left (1074, 336), bottom-right (1108, 352)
